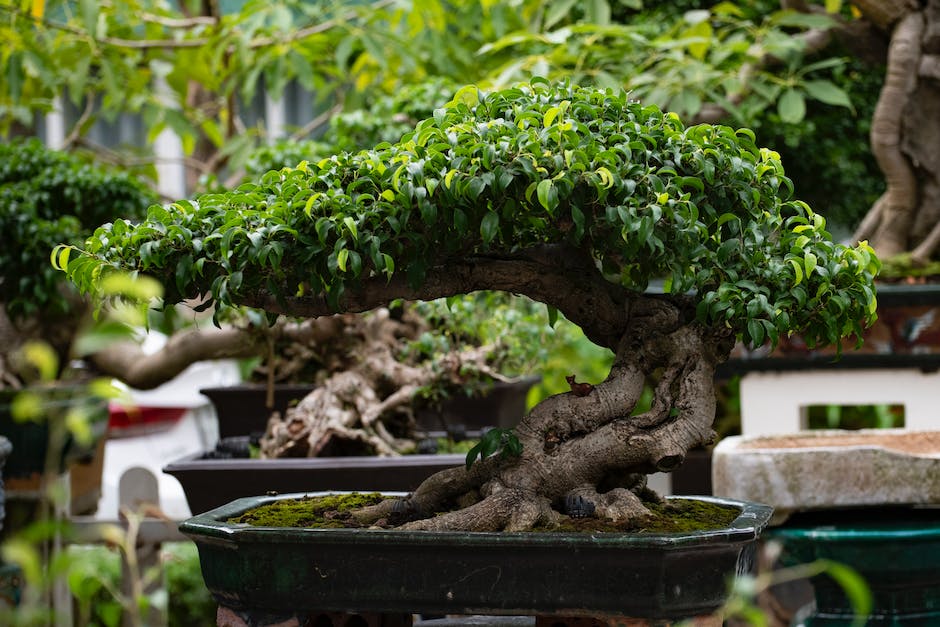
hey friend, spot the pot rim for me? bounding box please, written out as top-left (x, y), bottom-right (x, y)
top-left (180, 492), bottom-right (773, 549)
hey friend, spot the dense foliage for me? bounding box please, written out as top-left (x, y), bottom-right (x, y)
top-left (1, 140), bottom-right (156, 319)
top-left (244, 79), bottom-right (460, 177)
top-left (240, 79), bottom-right (614, 402)
top-left (3, 1), bottom-right (865, 208)
top-left (64, 81), bottom-right (878, 351)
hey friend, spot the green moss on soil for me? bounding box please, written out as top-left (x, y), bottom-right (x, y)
top-left (532, 498), bottom-right (739, 533)
top-left (227, 492), bottom-right (387, 528)
top-left (879, 254), bottom-right (940, 281)
top-left (228, 493), bottom-right (740, 533)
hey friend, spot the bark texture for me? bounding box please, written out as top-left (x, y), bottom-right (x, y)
top-left (851, 0), bottom-right (940, 262)
top-left (350, 295), bottom-right (734, 532)
top-left (259, 308), bottom-right (507, 458)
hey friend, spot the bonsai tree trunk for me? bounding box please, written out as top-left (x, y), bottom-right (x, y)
top-left (354, 294), bottom-right (733, 531)
top-left (852, 0), bottom-right (940, 262)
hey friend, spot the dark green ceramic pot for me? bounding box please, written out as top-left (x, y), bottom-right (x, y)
top-left (180, 494), bottom-right (772, 621)
top-left (770, 507), bottom-right (940, 626)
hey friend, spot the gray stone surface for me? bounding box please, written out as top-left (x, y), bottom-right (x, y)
top-left (711, 429), bottom-right (940, 524)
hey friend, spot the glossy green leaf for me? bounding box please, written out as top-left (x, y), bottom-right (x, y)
top-left (537, 179), bottom-right (558, 213)
top-left (480, 211), bottom-right (499, 245)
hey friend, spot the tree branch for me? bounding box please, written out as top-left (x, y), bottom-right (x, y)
top-left (1, 0), bottom-right (395, 51)
top-left (97, 1), bottom-right (219, 28)
top-left (89, 316), bottom-right (347, 390)
top-left (239, 247), bottom-right (632, 349)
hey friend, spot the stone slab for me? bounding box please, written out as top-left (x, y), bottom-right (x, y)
top-left (711, 429), bottom-right (940, 524)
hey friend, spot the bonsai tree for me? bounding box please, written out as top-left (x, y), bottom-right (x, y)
top-left (60, 81), bottom-right (879, 530)
top-left (0, 103), bottom-right (554, 465)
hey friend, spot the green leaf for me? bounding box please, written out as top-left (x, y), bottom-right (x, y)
top-left (778, 89), bottom-right (806, 124)
top-left (381, 254), bottom-right (395, 280)
top-left (570, 205), bottom-right (585, 239)
top-left (501, 431), bottom-right (523, 458)
top-left (818, 561), bottom-right (871, 626)
top-left (788, 258), bottom-right (804, 286)
top-left (480, 211), bottom-right (499, 245)
top-left (6, 52), bottom-right (23, 101)
top-left (803, 80), bottom-right (854, 111)
top-left (543, 106), bottom-right (561, 128)
top-left (747, 318), bottom-right (765, 347)
top-left (449, 85), bottom-right (480, 108)
top-left (337, 248), bottom-right (349, 272)
top-left (73, 320), bottom-right (137, 356)
top-left (683, 19), bottom-right (713, 61)
top-left (547, 305), bottom-right (559, 328)
top-left (585, 0), bottom-right (611, 25)
top-left (79, 0), bottom-right (98, 37)
top-left (536, 179), bottom-right (558, 213)
top-left (465, 445), bottom-right (482, 470)
top-left (100, 273), bottom-right (163, 301)
top-left (804, 251), bottom-right (817, 277)
top-left (545, 0), bottom-right (577, 28)
top-left (595, 166), bottom-right (614, 188)
top-left (51, 245), bottom-right (71, 272)
top-left (16, 342), bottom-right (58, 383)
top-left (770, 11), bottom-right (836, 29)
top-left (343, 216), bottom-right (358, 243)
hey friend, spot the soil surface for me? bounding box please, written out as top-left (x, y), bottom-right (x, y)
top-left (741, 430), bottom-right (940, 456)
top-left (227, 492), bottom-right (741, 533)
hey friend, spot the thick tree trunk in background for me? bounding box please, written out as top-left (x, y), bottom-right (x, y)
top-left (852, 0), bottom-right (940, 262)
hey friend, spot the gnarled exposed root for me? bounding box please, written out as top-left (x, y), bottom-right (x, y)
top-left (401, 489), bottom-right (557, 532)
top-left (259, 306), bottom-right (503, 458)
top-left (351, 312), bottom-right (728, 532)
top-left (563, 485), bottom-right (651, 524)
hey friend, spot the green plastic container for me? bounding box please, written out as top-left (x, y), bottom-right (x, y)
top-left (770, 508), bottom-right (940, 626)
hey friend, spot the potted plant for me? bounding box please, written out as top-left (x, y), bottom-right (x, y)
top-left (59, 81), bottom-right (877, 623)
top-left (166, 295), bottom-right (546, 513)
top-left (0, 140), bottom-right (157, 517)
top-left (163, 83), bottom-right (587, 513)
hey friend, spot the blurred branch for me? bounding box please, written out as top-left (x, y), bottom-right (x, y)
top-left (0, 0), bottom-right (396, 50)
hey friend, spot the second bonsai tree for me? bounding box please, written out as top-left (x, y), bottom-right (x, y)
top-left (60, 81), bottom-right (879, 531)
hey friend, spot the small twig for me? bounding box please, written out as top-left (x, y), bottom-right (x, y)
top-left (246, 0), bottom-right (397, 50)
top-left (62, 92), bottom-right (96, 149)
top-left (98, 0), bottom-right (218, 28)
top-left (289, 100), bottom-right (346, 142)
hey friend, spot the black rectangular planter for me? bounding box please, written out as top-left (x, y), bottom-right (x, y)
top-left (164, 453), bottom-right (466, 514)
top-left (201, 377), bottom-right (539, 440)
